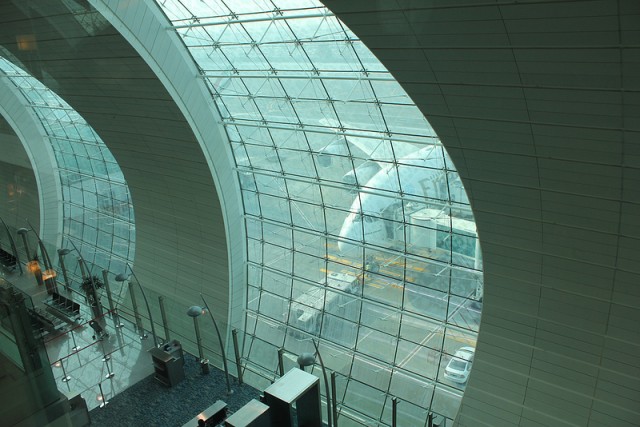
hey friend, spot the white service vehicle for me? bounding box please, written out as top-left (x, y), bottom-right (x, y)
top-left (444, 346), bottom-right (475, 384)
top-left (288, 272), bottom-right (361, 336)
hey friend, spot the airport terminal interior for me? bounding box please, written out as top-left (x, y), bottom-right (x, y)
top-left (0, 1), bottom-right (638, 426)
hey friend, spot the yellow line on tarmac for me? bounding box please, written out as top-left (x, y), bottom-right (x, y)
top-left (320, 267), bottom-right (383, 288)
top-left (450, 335), bottom-right (477, 347)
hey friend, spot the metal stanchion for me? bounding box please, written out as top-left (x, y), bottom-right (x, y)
top-left (187, 306), bottom-right (207, 371)
top-left (0, 215), bottom-right (22, 275)
top-left (127, 281), bottom-right (146, 339)
top-left (16, 228), bottom-right (32, 261)
top-left (102, 270), bottom-right (123, 328)
top-left (298, 341), bottom-right (333, 427)
top-left (278, 347), bottom-right (285, 377)
top-left (115, 267), bottom-right (159, 347)
top-left (26, 219), bottom-right (57, 295)
top-left (159, 296), bottom-right (170, 341)
top-left (200, 295), bottom-right (232, 394)
top-left (70, 328), bottom-right (79, 352)
top-left (232, 329), bottom-right (243, 385)
top-left (427, 412), bottom-right (437, 427)
top-left (77, 256), bottom-right (86, 279)
top-left (392, 397), bottom-right (398, 427)
top-left (57, 249), bottom-right (71, 292)
top-left (98, 383), bottom-right (108, 407)
top-left (105, 358), bottom-right (115, 380)
top-left (69, 241), bottom-right (104, 327)
top-left (312, 340), bottom-right (332, 427)
top-left (331, 371), bottom-right (338, 427)
top-left (100, 339), bottom-right (110, 362)
top-left (59, 359), bottom-right (71, 382)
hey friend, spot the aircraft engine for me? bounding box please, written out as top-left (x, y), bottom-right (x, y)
top-left (342, 161), bottom-right (382, 187)
top-left (317, 137), bottom-right (350, 167)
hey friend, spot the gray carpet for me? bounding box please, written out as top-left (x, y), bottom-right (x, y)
top-left (88, 353), bottom-right (259, 426)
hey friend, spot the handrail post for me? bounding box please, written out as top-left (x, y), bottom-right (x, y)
top-left (115, 264), bottom-right (159, 347)
top-left (200, 294), bottom-right (232, 394)
top-left (102, 269), bottom-right (123, 328)
top-left (232, 329), bottom-right (243, 384)
top-left (159, 296), bottom-right (170, 341)
top-left (0, 216), bottom-right (22, 274)
top-left (392, 397), bottom-right (398, 427)
top-left (331, 371), bottom-right (338, 426)
top-left (277, 347), bottom-right (285, 377)
top-left (312, 339), bottom-right (332, 427)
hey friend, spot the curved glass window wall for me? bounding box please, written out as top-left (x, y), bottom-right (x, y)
top-left (158, 1), bottom-right (483, 424)
top-left (0, 56), bottom-right (135, 288)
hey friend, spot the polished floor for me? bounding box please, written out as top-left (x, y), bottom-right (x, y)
top-left (2, 267), bottom-right (154, 412)
top-left (88, 354), bottom-right (259, 427)
top-left (3, 266), bottom-right (260, 425)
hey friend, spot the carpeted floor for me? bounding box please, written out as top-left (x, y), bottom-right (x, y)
top-left (88, 353), bottom-right (260, 426)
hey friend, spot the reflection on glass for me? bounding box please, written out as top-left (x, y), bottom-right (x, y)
top-left (0, 57), bottom-right (135, 289)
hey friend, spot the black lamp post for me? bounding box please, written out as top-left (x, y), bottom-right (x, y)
top-left (0, 215), bottom-right (22, 274)
top-left (16, 228), bottom-right (33, 260)
top-left (25, 219), bottom-right (57, 294)
top-left (17, 227), bottom-right (43, 287)
top-left (69, 240), bottom-right (103, 321)
top-left (115, 265), bottom-right (159, 347)
top-left (199, 294), bottom-right (232, 394)
top-left (115, 273), bottom-right (145, 339)
top-left (26, 219), bottom-right (53, 271)
top-left (57, 248), bottom-right (71, 292)
top-left (297, 340), bottom-right (333, 427)
top-left (186, 305), bottom-right (209, 375)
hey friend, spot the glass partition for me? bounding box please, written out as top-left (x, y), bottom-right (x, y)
top-left (0, 56), bottom-right (135, 293)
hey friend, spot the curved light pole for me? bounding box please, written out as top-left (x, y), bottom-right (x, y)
top-left (186, 305), bottom-right (208, 375)
top-left (68, 241), bottom-right (90, 281)
top-left (115, 272), bottom-right (145, 339)
top-left (102, 269), bottom-right (124, 328)
top-left (297, 340), bottom-right (333, 427)
top-left (17, 227), bottom-right (43, 286)
top-left (115, 264), bottom-right (159, 347)
top-left (16, 228), bottom-right (33, 260)
top-left (199, 294), bottom-right (232, 394)
top-left (0, 215), bottom-right (22, 274)
top-left (26, 219), bottom-right (54, 271)
top-left (68, 240), bottom-right (103, 320)
top-left (57, 248), bottom-right (71, 292)
top-left (25, 219), bottom-right (57, 294)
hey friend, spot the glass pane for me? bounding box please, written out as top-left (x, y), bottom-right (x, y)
top-left (156, 1), bottom-right (483, 423)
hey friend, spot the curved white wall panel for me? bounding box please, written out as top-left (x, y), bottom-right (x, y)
top-left (90, 0), bottom-right (246, 333)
